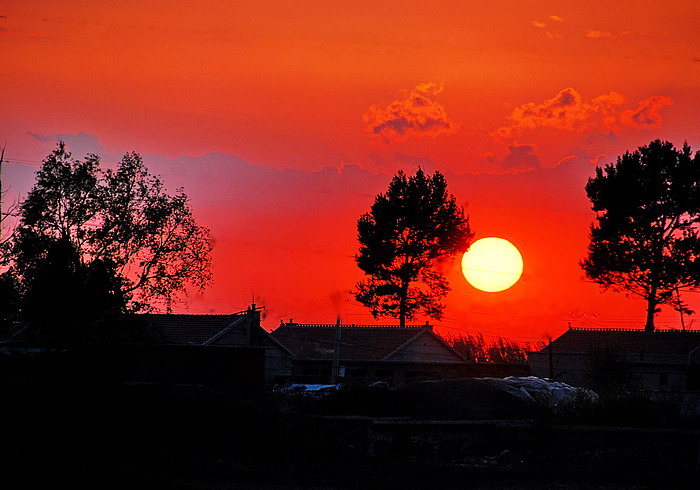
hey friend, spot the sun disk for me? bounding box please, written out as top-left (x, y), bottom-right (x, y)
top-left (461, 237), bottom-right (523, 292)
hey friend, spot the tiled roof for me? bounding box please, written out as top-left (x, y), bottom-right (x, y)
top-left (1, 316), bottom-right (240, 345)
top-left (270, 323), bottom-right (439, 361)
top-left (140, 314), bottom-right (239, 345)
top-left (3, 312), bottom-right (294, 354)
top-left (540, 327), bottom-right (700, 357)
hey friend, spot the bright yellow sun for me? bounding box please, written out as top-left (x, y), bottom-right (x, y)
top-left (461, 237), bottom-right (523, 292)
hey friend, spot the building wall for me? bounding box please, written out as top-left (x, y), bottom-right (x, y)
top-left (211, 313), bottom-right (293, 385)
top-left (385, 334), bottom-right (463, 363)
top-left (118, 345), bottom-right (266, 394)
top-left (528, 351), bottom-right (690, 392)
top-left (263, 347), bottom-right (293, 384)
top-left (287, 359), bottom-right (528, 387)
top-left (0, 344), bottom-right (266, 395)
top-left (625, 363), bottom-right (687, 392)
top-left (342, 361), bottom-right (460, 386)
top-left (528, 352), bottom-right (589, 387)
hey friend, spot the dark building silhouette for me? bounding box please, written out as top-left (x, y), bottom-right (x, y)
top-left (1, 308), bottom-right (293, 392)
top-left (141, 309), bottom-right (293, 384)
top-left (529, 326), bottom-right (700, 392)
top-left (270, 321), bottom-right (468, 385)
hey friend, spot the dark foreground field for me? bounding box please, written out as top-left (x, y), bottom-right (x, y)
top-left (2, 380), bottom-right (700, 489)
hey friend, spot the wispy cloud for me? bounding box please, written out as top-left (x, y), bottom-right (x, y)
top-left (27, 131), bottom-right (50, 142)
top-left (0, 23), bottom-right (44, 37)
top-left (364, 82), bottom-right (457, 140)
top-left (533, 17), bottom-right (564, 38)
top-left (585, 29), bottom-right (612, 38)
top-left (590, 154), bottom-right (608, 165)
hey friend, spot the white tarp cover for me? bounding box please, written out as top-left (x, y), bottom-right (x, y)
top-left (478, 376), bottom-right (598, 407)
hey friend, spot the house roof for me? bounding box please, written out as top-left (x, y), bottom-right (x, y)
top-left (539, 327), bottom-right (700, 357)
top-left (5, 314), bottom-right (242, 345)
top-left (4, 311), bottom-right (294, 357)
top-left (270, 322), bottom-right (464, 362)
top-left (140, 312), bottom-right (294, 356)
top-left (141, 314), bottom-right (240, 345)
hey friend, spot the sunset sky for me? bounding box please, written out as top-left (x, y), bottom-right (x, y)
top-left (2, 1), bottom-right (700, 342)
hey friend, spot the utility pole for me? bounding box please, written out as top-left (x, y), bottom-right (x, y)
top-left (676, 287), bottom-right (686, 332)
top-left (331, 316), bottom-right (342, 384)
top-left (0, 143), bottom-right (4, 241)
top-left (548, 335), bottom-right (554, 380)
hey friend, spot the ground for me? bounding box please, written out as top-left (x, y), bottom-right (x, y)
top-left (2, 380), bottom-right (699, 489)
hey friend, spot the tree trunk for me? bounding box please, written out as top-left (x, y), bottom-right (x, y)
top-left (644, 298), bottom-right (656, 332)
top-left (645, 253), bottom-right (662, 332)
top-left (399, 281), bottom-right (408, 328)
top-left (645, 282), bottom-right (658, 332)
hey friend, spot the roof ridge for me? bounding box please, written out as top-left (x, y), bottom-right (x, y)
top-left (382, 329), bottom-right (428, 360)
top-left (140, 313), bottom-right (238, 317)
top-left (283, 323), bottom-right (429, 329)
top-left (569, 327), bottom-right (700, 333)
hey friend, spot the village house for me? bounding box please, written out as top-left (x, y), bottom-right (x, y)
top-left (528, 327), bottom-right (700, 392)
top-left (141, 307), bottom-right (294, 384)
top-left (1, 307), bottom-right (293, 392)
top-left (270, 321), bottom-right (469, 386)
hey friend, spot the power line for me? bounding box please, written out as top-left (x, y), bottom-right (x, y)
top-left (2, 158), bottom-right (42, 167)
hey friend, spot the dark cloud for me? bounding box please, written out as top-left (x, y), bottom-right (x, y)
top-left (552, 89), bottom-right (576, 107)
top-left (23, 132), bottom-right (112, 165)
top-left (621, 96), bottom-right (672, 128)
top-left (55, 132), bottom-right (106, 158)
top-left (502, 144), bottom-right (541, 171)
top-left (27, 131), bottom-right (50, 142)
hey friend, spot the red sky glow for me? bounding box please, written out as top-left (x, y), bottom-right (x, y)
top-left (2, 1), bottom-right (700, 342)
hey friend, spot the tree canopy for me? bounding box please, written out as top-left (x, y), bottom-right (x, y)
top-left (581, 139), bottom-right (700, 331)
top-left (4, 143), bottom-right (212, 339)
top-left (354, 168), bottom-right (473, 326)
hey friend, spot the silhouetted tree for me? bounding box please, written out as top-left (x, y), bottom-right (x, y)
top-left (20, 238), bottom-right (128, 343)
top-left (354, 168), bottom-right (473, 326)
top-left (0, 144), bottom-right (19, 258)
top-left (0, 144), bottom-right (8, 250)
top-left (10, 143), bottom-right (213, 317)
top-left (487, 337), bottom-right (529, 364)
top-left (443, 332), bottom-right (488, 362)
top-left (444, 332), bottom-right (542, 364)
top-left (0, 270), bottom-right (20, 336)
top-left (581, 140), bottom-right (700, 331)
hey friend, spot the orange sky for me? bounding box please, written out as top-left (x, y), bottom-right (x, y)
top-left (2, 1), bottom-right (700, 342)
